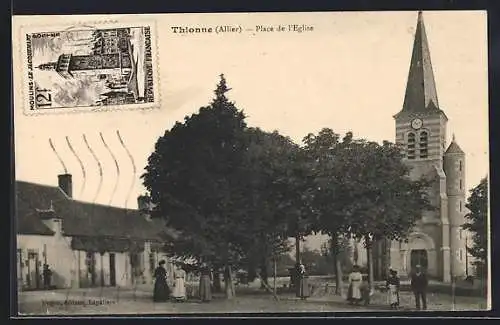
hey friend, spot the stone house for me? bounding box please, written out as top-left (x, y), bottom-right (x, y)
top-left (16, 173), bottom-right (175, 290)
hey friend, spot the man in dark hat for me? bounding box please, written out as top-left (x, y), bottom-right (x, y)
top-left (410, 264), bottom-right (428, 310)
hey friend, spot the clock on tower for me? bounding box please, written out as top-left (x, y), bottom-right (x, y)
top-left (411, 118), bottom-right (423, 130)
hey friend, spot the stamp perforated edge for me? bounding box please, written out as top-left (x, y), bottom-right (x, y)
top-left (14, 17), bottom-right (162, 116)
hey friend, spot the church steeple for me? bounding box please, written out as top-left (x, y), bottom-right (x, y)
top-left (395, 11), bottom-right (444, 118)
top-left (37, 61), bottom-right (57, 71)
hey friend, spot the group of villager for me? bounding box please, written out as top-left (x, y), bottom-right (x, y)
top-left (346, 264), bottom-right (428, 310)
top-left (153, 260), bottom-right (212, 303)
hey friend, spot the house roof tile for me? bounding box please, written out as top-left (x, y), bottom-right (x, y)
top-left (16, 180), bottom-right (170, 242)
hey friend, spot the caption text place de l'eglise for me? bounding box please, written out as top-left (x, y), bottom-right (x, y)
top-left (170, 24), bottom-right (314, 34)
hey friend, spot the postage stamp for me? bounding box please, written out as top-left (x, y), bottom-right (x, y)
top-left (17, 21), bottom-right (159, 114)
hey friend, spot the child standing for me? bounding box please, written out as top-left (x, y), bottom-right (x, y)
top-left (386, 268), bottom-right (400, 309)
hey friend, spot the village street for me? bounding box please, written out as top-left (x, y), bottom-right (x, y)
top-left (18, 286), bottom-right (370, 314)
top-left (18, 280), bottom-right (487, 315)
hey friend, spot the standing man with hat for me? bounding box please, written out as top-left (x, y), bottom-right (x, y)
top-left (410, 264), bottom-right (428, 310)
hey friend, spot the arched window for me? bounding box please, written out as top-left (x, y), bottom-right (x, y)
top-left (407, 132), bottom-right (416, 159)
top-left (419, 131), bottom-right (428, 158)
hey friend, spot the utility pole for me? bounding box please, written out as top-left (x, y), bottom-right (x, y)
top-left (273, 255), bottom-right (277, 296)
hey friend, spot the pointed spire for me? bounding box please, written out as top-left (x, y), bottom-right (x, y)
top-left (396, 11), bottom-right (441, 117)
top-left (37, 62), bottom-right (58, 71)
top-left (445, 133), bottom-right (464, 155)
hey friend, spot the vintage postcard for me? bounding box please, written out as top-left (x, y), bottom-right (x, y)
top-left (16, 20), bottom-right (159, 114)
top-left (11, 11), bottom-right (490, 316)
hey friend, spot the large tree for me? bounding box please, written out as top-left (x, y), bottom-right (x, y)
top-left (142, 74), bottom-right (248, 299)
top-left (331, 132), bottom-right (434, 289)
top-left (462, 177), bottom-right (488, 274)
top-left (301, 128), bottom-right (349, 294)
top-left (234, 128), bottom-right (298, 289)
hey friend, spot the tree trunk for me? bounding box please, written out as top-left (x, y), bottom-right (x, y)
top-left (213, 269), bottom-right (222, 293)
top-left (224, 265), bottom-right (235, 299)
top-left (366, 238), bottom-right (374, 292)
top-left (353, 241), bottom-right (359, 266)
top-left (273, 257), bottom-right (277, 296)
top-left (260, 258), bottom-right (269, 289)
top-left (332, 234), bottom-right (343, 296)
top-left (294, 234), bottom-right (301, 289)
top-left (295, 234), bottom-right (301, 263)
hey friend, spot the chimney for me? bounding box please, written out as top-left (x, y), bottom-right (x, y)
top-left (58, 174), bottom-right (72, 198)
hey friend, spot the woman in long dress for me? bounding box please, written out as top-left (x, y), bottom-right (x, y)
top-left (347, 265), bottom-right (363, 305)
top-left (296, 262), bottom-right (310, 300)
top-left (386, 268), bottom-right (400, 309)
top-left (153, 260), bottom-right (170, 302)
top-left (199, 263), bottom-right (212, 302)
top-left (172, 265), bottom-right (187, 302)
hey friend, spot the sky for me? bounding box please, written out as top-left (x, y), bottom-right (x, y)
top-left (12, 11), bottom-right (489, 251)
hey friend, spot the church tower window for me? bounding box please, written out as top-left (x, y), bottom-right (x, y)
top-left (459, 160), bottom-right (462, 171)
top-left (460, 179), bottom-right (463, 190)
top-left (407, 132), bottom-right (416, 159)
top-left (419, 131), bottom-right (428, 158)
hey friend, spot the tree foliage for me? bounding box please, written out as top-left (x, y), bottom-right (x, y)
top-left (235, 128), bottom-right (299, 278)
top-left (142, 75), bottom-right (308, 287)
top-left (142, 74), bottom-right (248, 269)
top-left (302, 128), bottom-right (433, 242)
top-left (301, 128), bottom-right (434, 289)
top-left (332, 133), bottom-right (434, 243)
top-left (462, 177), bottom-right (488, 262)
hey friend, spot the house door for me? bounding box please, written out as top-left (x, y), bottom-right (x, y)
top-left (410, 249), bottom-right (428, 271)
top-left (130, 252), bottom-right (143, 284)
top-left (17, 249), bottom-right (23, 289)
top-left (86, 252), bottom-right (97, 287)
top-left (27, 250), bottom-right (41, 290)
top-left (109, 253), bottom-right (116, 287)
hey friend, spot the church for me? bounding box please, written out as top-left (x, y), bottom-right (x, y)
top-left (368, 12), bottom-right (472, 283)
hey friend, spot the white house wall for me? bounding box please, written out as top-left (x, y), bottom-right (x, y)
top-left (17, 233), bottom-right (171, 289)
top-left (17, 233), bottom-right (77, 289)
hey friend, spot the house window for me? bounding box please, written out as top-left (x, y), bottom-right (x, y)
top-left (419, 131), bottom-right (428, 158)
top-left (407, 132), bottom-right (416, 159)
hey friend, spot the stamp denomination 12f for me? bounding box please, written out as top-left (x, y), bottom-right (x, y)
top-left (22, 24), bottom-right (158, 113)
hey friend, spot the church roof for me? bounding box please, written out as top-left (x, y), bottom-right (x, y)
top-left (394, 12), bottom-right (445, 119)
top-left (445, 135), bottom-right (465, 154)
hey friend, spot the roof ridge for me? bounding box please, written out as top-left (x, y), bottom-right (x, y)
top-left (16, 180), bottom-right (139, 212)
